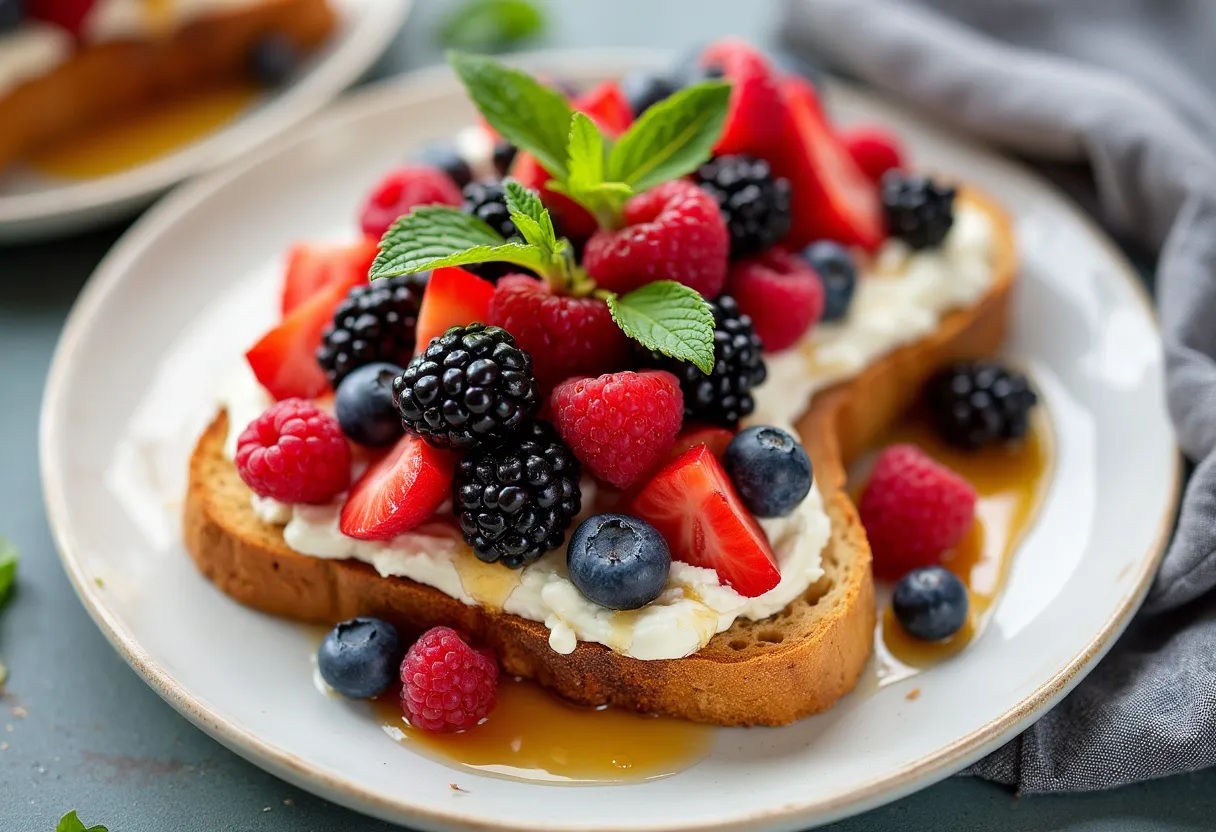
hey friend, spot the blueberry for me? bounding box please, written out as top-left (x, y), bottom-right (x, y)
top-left (317, 617), bottom-right (402, 699)
top-left (249, 33), bottom-right (299, 86)
top-left (567, 514), bottom-right (671, 611)
top-left (411, 142), bottom-right (472, 188)
top-left (492, 140), bottom-right (517, 177)
top-left (0, 0), bottom-right (22, 33)
top-left (724, 426), bottom-right (813, 518)
top-left (621, 71), bottom-right (678, 117)
top-left (335, 362), bottom-right (406, 447)
top-left (801, 240), bottom-right (856, 322)
top-left (893, 567), bottom-right (970, 641)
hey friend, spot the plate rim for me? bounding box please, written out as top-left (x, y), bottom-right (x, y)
top-left (39, 48), bottom-right (1183, 832)
top-left (0, 0), bottom-right (413, 240)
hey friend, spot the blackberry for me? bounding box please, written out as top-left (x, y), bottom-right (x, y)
top-left (642, 295), bottom-right (767, 427)
top-left (492, 140), bottom-right (517, 177)
top-left (453, 420), bottom-right (581, 568)
top-left (927, 362), bottom-right (1038, 449)
top-left (316, 274), bottom-right (428, 387)
top-left (393, 323), bottom-right (539, 449)
top-left (694, 155), bottom-right (792, 258)
top-left (461, 181), bottom-right (522, 282)
top-left (881, 171), bottom-right (956, 250)
top-left (411, 142), bottom-right (472, 188)
top-left (621, 70), bottom-right (678, 117)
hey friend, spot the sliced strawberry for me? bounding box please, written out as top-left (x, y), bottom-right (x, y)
top-left (702, 40), bottom-right (792, 163)
top-left (247, 266), bottom-right (365, 400)
top-left (782, 77), bottom-right (884, 250)
top-left (573, 80), bottom-right (634, 135)
top-left (508, 152), bottom-right (598, 240)
top-left (27, 0), bottom-right (95, 36)
top-left (413, 267), bottom-right (495, 354)
top-left (339, 434), bottom-right (457, 541)
top-left (667, 424), bottom-right (735, 463)
top-left (280, 237), bottom-right (378, 316)
top-left (630, 445), bottom-right (779, 597)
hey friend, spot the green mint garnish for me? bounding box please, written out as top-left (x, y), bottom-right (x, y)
top-left (503, 180), bottom-right (558, 255)
top-left (57, 811), bottom-right (108, 832)
top-left (0, 537), bottom-right (16, 609)
top-left (607, 281), bottom-right (715, 374)
top-left (370, 206), bottom-right (548, 278)
top-left (440, 0), bottom-right (546, 52)
top-left (548, 112), bottom-right (634, 227)
top-left (606, 81), bottom-right (731, 191)
top-left (449, 51), bottom-right (573, 179)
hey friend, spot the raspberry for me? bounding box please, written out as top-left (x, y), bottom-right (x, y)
top-left (400, 627), bottom-right (498, 733)
top-left (359, 166), bottom-right (463, 239)
top-left (235, 399), bottom-right (351, 503)
top-left (583, 180), bottom-right (729, 297)
top-left (841, 127), bottom-right (906, 185)
top-left (859, 444), bottom-right (977, 581)
top-left (488, 275), bottom-right (631, 390)
top-left (727, 249), bottom-right (824, 352)
top-left (551, 371), bottom-right (684, 489)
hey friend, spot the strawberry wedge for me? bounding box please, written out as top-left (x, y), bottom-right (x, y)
top-left (413, 267), bottom-right (496, 354)
top-left (280, 237), bottom-right (378, 315)
top-left (631, 445), bottom-right (780, 597)
top-left (340, 434), bottom-right (457, 541)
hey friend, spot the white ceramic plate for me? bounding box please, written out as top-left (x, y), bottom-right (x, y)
top-left (41, 50), bottom-right (1179, 832)
top-left (0, 0), bottom-right (410, 243)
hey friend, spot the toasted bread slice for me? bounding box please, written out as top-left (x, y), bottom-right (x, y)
top-left (0, 0), bottom-right (336, 172)
top-left (183, 189), bottom-right (1015, 726)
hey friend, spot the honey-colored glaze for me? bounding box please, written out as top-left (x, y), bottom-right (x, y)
top-left (454, 555), bottom-right (521, 611)
top-left (855, 408), bottom-right (1055, 682)
top-left (372, 678), bottom-right (713, 785)
top-left (29, 84), bottom-right (258, 179)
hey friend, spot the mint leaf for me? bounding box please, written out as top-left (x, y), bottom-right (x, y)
top-left (0, 537), bottom-right (15, 609)
top-left (607, 281), bottom-right (715, 373)
top-left (57, 811), bottom-right (108, 832)
top-left (449, 51), bottom-right (573, 179)
top-left (566, 112), bottom-right (606, 191)
top-left (372, 206), bottom-right (547, 278)
top-left (607, 81), bottom-right (731, 192)
top-left (440, 0), bottom-right (546, 52)
top-left (503, 180), bottom-right (556, 251)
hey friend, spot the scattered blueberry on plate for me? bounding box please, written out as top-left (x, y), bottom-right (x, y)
top-left (567, 513), bottom-right (671, 610)
top-left (724, 425), bottom-right (813, 518)
top-left (317, 617), bottom-right (402, 699)
top-left (892, 566), bottom-right (970, 641)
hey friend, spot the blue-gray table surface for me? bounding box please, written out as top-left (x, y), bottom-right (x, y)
top-left (1, 1), bottom-right (1211, 829)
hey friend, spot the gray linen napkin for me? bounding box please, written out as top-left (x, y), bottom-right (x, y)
top-left (781, 0), bottom-right (1216, 793)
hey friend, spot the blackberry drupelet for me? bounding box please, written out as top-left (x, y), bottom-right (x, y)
top-left (316, 274), bottom-right (429, 387)
top-left (461, 181), bottom-right (523, 282)
top-left (927, 361), bottom-right (1038, 449)
top-left (642, 295), bottom-right (767, 427)
top-left (492, 140), bottom-right (517, 177)
top-left (881, 171), bottom-right (956, 250)
top-left (694, 155), bottom-right (792, 258)
top-left (453, 420), bottom-right (581, 568)
top-left (393, 323), bottom-right (539, 450)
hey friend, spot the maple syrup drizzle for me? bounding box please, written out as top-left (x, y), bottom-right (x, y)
top-left (29, 84), bottom-right (260, 179)
top-left (371, 678), bottom-right (713, 785)
top-left (854, 407), bottom-right (1055, 685)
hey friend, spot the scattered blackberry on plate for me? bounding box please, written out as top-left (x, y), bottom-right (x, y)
top-left (461, 181), bottom-right (523, 282)
top-left (695, 155), bottom-right (792, 258)
top-left (317, 274), bottom-right (428, 387)
top-left (394, 323), bottom-right (539, 450)
top-left (881, 171), bottom-right (956, 250)
top-left (492, 140), bottom-right (517, 177)
top-left (453, 420), bottom-right (581, 568)
top-left (927, 361), bottom-right (1038, 449)
top-left (642, 295), bottom-right (767, 427)
top-left (411, 142), bottom-right (472, 188)
top-left (621, 70), bottom-right (678, 116)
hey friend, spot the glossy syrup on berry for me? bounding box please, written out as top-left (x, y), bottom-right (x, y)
top-left (370, 677), bottom-right (713, 784)
top-left (850, 405), bottom-right (1054, 684)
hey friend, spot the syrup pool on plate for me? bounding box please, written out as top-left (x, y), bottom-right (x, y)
top-left (851, 406), bottom-right (1055, 683)
top-left (371, 677), bottom-right (714, 785)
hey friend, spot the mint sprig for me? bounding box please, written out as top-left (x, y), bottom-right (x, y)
top-left (0, 537), bottom-right (15, 609)
top-left (370, 206), bottom-right (548, 278)
top-left (440, 0), bottom-right (546, 52)
top-left (607, 282), bottom-right (715, 373)
top-left (57, 811), bottom-right (108, 832)
top-left (449, 51), bottom-right (573, 179)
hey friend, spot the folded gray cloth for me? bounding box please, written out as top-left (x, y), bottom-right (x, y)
top-left (781, 0), bottom-right (1216, 793)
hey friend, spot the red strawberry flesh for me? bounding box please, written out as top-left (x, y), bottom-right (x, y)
top-left (280, 237), bottom-right (378, 316)
top-left (339, 434), bottom-right (457, 541)
top-left (412, 267), bottom-right (495, 354)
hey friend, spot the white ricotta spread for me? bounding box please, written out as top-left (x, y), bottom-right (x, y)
top-left (215, 202), bottom-right (996, 661)
top-left (0, 24), bottom-right (72, 100)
